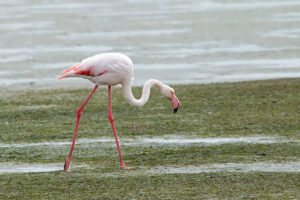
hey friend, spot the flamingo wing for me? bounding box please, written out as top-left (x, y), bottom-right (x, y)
top-left (58, 53), bottom-right (133, 82)
top-left (58, 61), bottom-right (107, 80)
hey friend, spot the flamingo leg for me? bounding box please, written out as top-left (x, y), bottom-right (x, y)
top-left (108, 85), bottom-right (128, 169)
top-left (64, 85), bottom-right (98, 172)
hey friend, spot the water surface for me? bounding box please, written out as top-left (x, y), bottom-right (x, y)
top-left (0, 0), bottom-right (300, 89)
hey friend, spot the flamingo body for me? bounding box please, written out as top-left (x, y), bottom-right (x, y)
top-left (59, 53), bottom-right (133, 86)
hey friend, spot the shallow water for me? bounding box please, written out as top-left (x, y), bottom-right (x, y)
top-left (148, 161), bottom-right (300, 174)
top-left (0, 0), bottom-right (299, 90)
top-left (1, 161), bottom-right (299, 174)
top-left (0, 163), bottom-right (63, 174)
top-left (0, 135), bottom-right (297, 148)
top-left (0, 162), bottom-right (87, 174)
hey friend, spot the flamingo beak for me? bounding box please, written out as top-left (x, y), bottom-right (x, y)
top-left (171, 95), bottom-right (180, 113)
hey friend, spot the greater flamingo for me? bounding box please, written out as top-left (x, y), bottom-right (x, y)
top-left (58, 53), bottom-right (180, 171)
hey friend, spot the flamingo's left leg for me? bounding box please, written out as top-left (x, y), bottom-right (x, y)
top-left (107, 85), bottom-right (130, 169)
top-left (64, 85), bottom-right (98, 172)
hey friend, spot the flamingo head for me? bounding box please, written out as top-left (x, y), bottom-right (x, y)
top-left (161, 85), bottom-right (180, 113)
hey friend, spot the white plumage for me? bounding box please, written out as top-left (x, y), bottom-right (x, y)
top-left (60, 53), bottom-right (134, 86)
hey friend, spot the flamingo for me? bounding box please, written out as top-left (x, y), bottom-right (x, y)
top-left (58, 53), bottom-right (180, 171)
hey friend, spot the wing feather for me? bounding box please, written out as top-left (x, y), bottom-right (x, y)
top-left (58, 61), bottom-right (107, 79)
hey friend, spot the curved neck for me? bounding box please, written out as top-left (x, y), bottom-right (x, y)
top-left (122, 79), bottom-right (164, 107)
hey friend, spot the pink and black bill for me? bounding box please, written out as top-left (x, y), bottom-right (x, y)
top-left (171, 95), bottom-right (180, 113)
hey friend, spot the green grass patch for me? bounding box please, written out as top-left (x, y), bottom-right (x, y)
top-left (0, 172), bottom-right (299, 199)
top-left (0, 78), bottom-right (299, 142)
top-left (0, 143), bottom-right (299, 165)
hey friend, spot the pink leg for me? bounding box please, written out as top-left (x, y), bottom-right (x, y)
top-left (64, 85), bottom-right (98, 172)
top-left (108, 85), bottom-right (129, 169)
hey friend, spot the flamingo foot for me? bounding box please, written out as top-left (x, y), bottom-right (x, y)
top-left (64, 158), bottom-right (71, 172)
top-left (120, 164), bottom-right (133, 169)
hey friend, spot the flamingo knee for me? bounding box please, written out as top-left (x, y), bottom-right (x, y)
top-left (108, 113), bottom-right (114, 122)
top-left (77, 109), bottom-right (82, 117)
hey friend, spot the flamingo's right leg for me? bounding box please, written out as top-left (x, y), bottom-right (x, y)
top-left (64, 85), bottom-right (98, 172)
top-left (107, 85), bottom-right (131, 169)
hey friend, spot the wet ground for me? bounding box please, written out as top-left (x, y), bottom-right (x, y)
top-left (0, 135), bottom-right (299, 174)
top-left (0, 135), bottom-right (298, 148)
top-left (0, 0), bottom-right (300, 90)
top-left (1, 161), bottom-right (300, 174)
top-left (0, 78), bottom-right (299, 198)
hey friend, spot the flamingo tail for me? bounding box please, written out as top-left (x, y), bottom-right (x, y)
top-left (58, 63), bottom-right (81, 80)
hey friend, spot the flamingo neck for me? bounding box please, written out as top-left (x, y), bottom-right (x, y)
top-left (122, 79), bottom-right (164, 107)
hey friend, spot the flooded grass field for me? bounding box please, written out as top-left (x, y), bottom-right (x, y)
top-left (0, 78), bottom-right (299, 199)
top-left (1, 0), bottom-right (300, 199)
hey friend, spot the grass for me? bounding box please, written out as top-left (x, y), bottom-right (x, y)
top-left (0, 172), bottom-right (299, 199)
top-left (0, 78), bottom-right (299, 142)
top-left (0, 78), bottom-right (299, 199)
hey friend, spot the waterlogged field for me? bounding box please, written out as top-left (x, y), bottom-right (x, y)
top-left (0, 78), bottom-right (299, 199)
top-left (1, 0), bottom-right (300, 198)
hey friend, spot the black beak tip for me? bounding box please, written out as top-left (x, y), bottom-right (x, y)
top-left (173, 107), bottom-right (179, 113)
